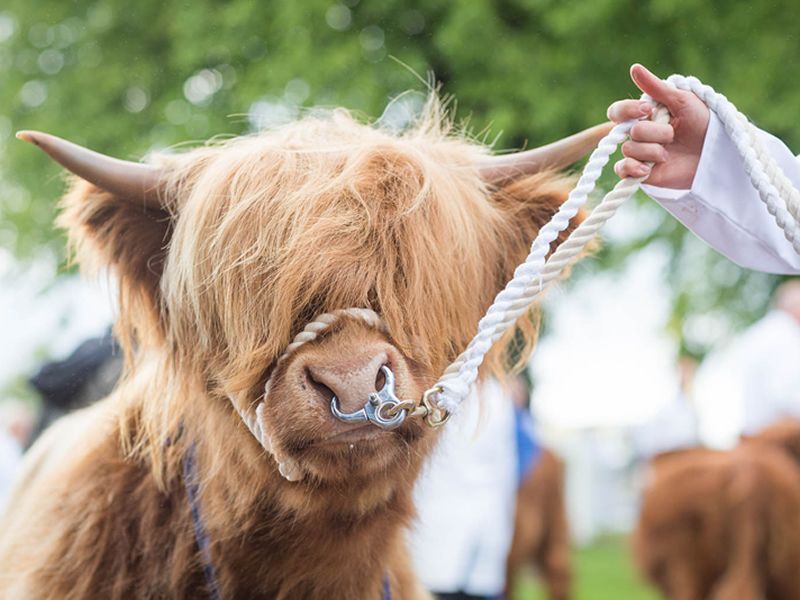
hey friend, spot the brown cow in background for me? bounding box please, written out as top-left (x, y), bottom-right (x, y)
top-left (506, 448), bottom-right (572, 600)
top-left (634, 419), bottom-right (800, 600)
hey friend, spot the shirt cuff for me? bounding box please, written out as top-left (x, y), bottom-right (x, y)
top-left (640, 109), bottom-right (723, 204)
top-left (637, 111), bottom-right (800, 274)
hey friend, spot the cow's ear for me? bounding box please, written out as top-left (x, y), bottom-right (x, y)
top-left (58, 178), bottom-right (173, 346)
top-left (18, 131), bottom-right (173, 346)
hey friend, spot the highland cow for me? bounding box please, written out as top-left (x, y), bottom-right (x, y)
top-left (0, 100), bottom-right (607, 598)
top-left (634, 419), bottom-right (800, 600)
top-left (506, 449), bottom-right (571, 600)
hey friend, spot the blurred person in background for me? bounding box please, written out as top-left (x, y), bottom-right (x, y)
top-left (734, 280), bottom-right (800, 435)
top-left (508, 375), bottom-right (542, 489)
top-left (410, 376), bottom-right (520, 600)
top-left (505, 377), bottom-right (571, 600)
top-left (25, 329), bottom-right (120, 448)
top-left (0, 400), bottom-right (34, 513)
top-left (0, 330), bottom-right (118, 513)
top-left (608, 64), bottom-right (800, 275)
top-left (632, 356), bottom-right (700, 460)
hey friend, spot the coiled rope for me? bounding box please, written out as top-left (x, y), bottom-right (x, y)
top-left (431, 74), bottom-right (800, 415)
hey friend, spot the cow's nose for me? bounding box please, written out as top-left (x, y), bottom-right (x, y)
top-left (305, 352), bottom-right (388, 414)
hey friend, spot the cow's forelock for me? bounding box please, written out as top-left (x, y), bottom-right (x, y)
top-left (159, 109), bottom-right (513, 399)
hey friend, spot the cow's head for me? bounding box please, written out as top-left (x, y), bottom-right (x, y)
top-left (21, 102), bottom-right (607, 485)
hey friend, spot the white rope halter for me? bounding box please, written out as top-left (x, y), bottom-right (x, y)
top-left (429, 74), bottom-right (800, 416)
top-left (233, 74), bottom-right (800, 454)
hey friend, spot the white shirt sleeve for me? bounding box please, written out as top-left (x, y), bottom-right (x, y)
top-left (641, 111), bottom-right (800, 274)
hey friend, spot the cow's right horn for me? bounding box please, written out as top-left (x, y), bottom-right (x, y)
top-left (478, 122), bottom-right (614, 184)
top-left (16, 130), bottom-right (164, 208)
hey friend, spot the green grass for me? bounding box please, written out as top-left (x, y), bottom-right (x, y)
top-left (513, 536), bottom-right (661, 600)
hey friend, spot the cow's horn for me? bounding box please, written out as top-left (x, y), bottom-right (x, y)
top-left (16, 130), bottom-right (163, 207)
top-left (479, 122), bottom-right (614, 183)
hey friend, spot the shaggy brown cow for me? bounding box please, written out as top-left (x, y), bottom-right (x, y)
top-left (506, 449), bottom-right (571, 600)
top-left (634, 419), bottom-right (800, 600)
top-left (0, 101), bottom-right (607, 598)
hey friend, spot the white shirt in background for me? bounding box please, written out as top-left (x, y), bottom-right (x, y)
top-left (633, 392), bottom-right (699, 459)
top-left (733, 310), bottom-right (800, 435)
top-left (642, 111), bottom-right (800, 275)
top-left (410, 378), bottom-right (517, 596)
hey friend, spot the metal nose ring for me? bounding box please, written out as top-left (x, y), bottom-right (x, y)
top-left (329, 365), bottom-right (408, 430)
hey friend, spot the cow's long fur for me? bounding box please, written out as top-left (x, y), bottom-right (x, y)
top-left (634, 420), bottom-right (800, 600)
top-left (0, 102), bottom-right (577, 598)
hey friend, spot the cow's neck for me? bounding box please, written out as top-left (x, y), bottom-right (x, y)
top-left (190, 419), bottom-right (427, 597)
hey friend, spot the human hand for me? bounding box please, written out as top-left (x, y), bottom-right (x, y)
top-left (607, 64), bottom-right (710, 188)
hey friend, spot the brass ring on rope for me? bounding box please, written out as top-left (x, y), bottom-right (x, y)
top-left (420, 387), bottom-right (451, 428)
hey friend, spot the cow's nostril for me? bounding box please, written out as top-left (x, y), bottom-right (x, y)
top-left (305, 368), bottom-right (335, 402)
top-left (374, 366), bottom-right (387, 391)
top-left (304, 352), bottom-right (389, 413)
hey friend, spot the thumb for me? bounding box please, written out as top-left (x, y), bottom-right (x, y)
top-left (630, 64), bottom-right (682, 110)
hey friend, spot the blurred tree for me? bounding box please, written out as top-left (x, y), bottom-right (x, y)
top-left (1, 0), bottom-right (799, 356)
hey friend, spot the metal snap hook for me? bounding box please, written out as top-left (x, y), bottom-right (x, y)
top-left (329, 365), bottom-right (408, 430)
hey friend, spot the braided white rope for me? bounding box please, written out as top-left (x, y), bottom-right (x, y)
top-left (435, 107), bottom-right (669, 412)
top-left (434, 75), bottom-right (800, 414)
top-left (229, 307), bottom-right (385, 452)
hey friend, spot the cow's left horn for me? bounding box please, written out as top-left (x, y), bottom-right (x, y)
top-left (479, 122), bottom-right (614, 184)
top-left (16, 130), bottom-right (164, 207)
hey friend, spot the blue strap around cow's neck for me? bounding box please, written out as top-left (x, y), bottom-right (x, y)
top-left (382, 574), bottom-right (392, 600)
top-left (182, 442), bottom-right (392, 600)
top-left (182, 443), bottom-right (223, 600)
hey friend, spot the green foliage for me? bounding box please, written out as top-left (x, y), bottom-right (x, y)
top-left (1, 0), bottom-right (799, 354)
